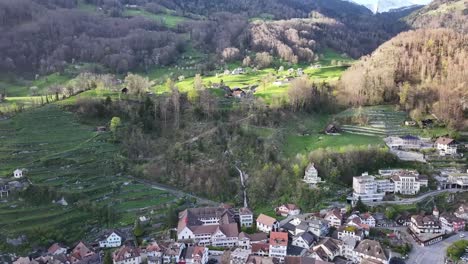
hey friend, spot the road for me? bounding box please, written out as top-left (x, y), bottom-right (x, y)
top-left (368, 189), bottom-right (468, 206)
top-left (407, 232), bottom-right (468, 264)
top-left (127, 176), bottom-right (219, 207)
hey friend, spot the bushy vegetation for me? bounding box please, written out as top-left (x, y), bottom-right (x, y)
top-left (447, 240), bottom-right (468, 260)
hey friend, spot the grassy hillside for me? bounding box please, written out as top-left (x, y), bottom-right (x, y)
top-left (406, 0), bottom-right (467, 33)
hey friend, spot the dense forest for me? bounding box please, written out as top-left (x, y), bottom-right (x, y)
top-left (339, 29), bottom-right (468, 129)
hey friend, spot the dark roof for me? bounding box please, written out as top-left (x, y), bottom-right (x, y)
top-left (287, 245), bottom-right (306, 256)
top-left (299, 232), bottom-right (316, 245)
top-left (399, 135), bottom-right (419, 140)
top-left (98, 229), bottom-right (126, 241)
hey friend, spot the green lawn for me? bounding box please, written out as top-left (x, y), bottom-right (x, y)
top-left (124, 9), bottom-right (188, 28)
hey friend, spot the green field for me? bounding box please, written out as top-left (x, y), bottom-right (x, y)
top-left (124, 9), bottom-right (189, 28)
top-left (0, 105), bottom-right (176, 246)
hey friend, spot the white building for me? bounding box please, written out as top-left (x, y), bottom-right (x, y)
top-left (303, 163), bottom-right (323, 187)
top-left (352, 175), bottom-right (386, 203)
top-left (268, 232), bottom-right (288, 259)
top-left (436, 137), bottom-right (458, 156)
top-left (238, 207), bottom-right (254, 227)
top-left (275, 204), bottom-right (301, 217)
top-left (292, 232), bottom-right (315, 249)
top-left (183, 246), bottom-right (208, 264)
top-left (324, 209), bottom-right (343, 228)
top-left (13, 169), bottom-right (23, 179)
top-left (113, 245), bottom-right (141, 264)
top-left (392, 171), bottom-right (428, 195)
top-left (98, 230), bottom-right (124, 248)
top-left (455, 204), bottom-right (468, 220)
top-left (256, 214), bottom-right (279, 233)
top-left (354, 239), bottom-right (388, 264)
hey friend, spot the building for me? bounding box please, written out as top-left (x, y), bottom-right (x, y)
top-left (268, 232), bottom-right (288, 259)
top-left (391, 170), bottom-right (428, 195)
top-left (160, 242), bottom-right (185, 263)
top-left (324, 209), bottom-right (343, 228)
top-left (352, 175), bottom-right (386, 204)
top-left (230, 248), bottom-right (252, 264)
top-left (98, 229), bottom-right (125, 248)
top-left (251, 243), bottom-right (270, 257)
top-left (310, 237), bottom-right (343, 262)
top-left (435, 137), bottom-right (458, 156)
top-left (238, 232), bottom-right (268, 249)
top-left (336, 226), bottom-right (364, 241)
top-left (256, 214), bottom-right (279, 233)
top-left (70, 242), bottom-right (95, 264)
top-left (276, 204), bottom-right (301, 217)
top-left (439, 213), bottom-right (465, 233)
top-left (455, 204), bottom-right (468, 220)
top-left (182, 246), bottom-right (208, 264)
top-left (145, 242), bottom-right (162, 264)
top-left (292, 232), bottom-right (316, 249)
top-left (238, 207), bottom-right (254, 227)
top-left (177, 207), bottom-right (240, 246)
top-left (409, 215), bottom-right (441, 234)
top-left (354, 239), bottom-right (388, 264)
top-left (385, 135), bottom-right (424, 150)
top-left (304, 163), bottom-right (323, 187)
top-left (13, 169), bottom-right (23, 179)
top-left (113, 245), bottom-right (141, 264)
top-left (47, 243), bottom-right (67, 255)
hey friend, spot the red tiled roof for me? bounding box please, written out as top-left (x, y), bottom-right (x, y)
top-left (436, 137), bottom-right (455, 145)
top-left (252, 243), bottom-right (269, 253)
top-left (269, 232), bottom-right (288, 247)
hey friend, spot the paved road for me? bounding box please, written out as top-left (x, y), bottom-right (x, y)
top-left (368, 189), bottom-right (468, 206)
top-left (407, 232), bottom-right (468, 264)
top-left (127, 176), bottom-right (219, 207)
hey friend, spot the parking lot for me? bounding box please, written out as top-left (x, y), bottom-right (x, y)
top-left (407, 232), bottom-right (468, 264)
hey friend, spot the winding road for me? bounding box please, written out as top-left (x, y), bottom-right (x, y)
top-left (368, 189), bottom-right (467, 206)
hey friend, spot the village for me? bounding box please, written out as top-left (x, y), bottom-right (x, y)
top-left (6, 139), bottom-right (468, 264)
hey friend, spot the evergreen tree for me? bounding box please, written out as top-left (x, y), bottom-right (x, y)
top-left (103, 251), bottom-right (113, 264)
top-left (133, 219), bottom-right (144, 237)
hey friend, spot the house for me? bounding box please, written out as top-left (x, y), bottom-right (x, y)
top-left (409, 214), bottom-right (441, 234)
top-left (395, 212), bottom-right (412, 226)
top-left (276, 204), bottom-right (301, 216)
top-left (354, 239), bottom-right (388, 264)
top-left (324, 124), bottom-right (340, 135)
top-left (145, 242), bottom-right (162, 264)
top-left (303, 163), bottom-right (323, 187)
top-left (47, 243), bottom-right (67, 255)
top-left (391, 170), bottom-right (428, 195)
top-left (284, 256), bottom-right (331, 264)
top-left (256, 214), bottom-right (279, 233)
top-left (337, 226), bottom-right (364, 241)
top-left (360, 213), bottom-right (376, 228)
top-left (246, 255), bottom-right (276, 264)
top-left (98, 229), bottom-right (125, 248)
top-left (13, 169), bottom-right (23, 179)
top-left (310, 237), bottom-right (343, 262)
top-left (113, 245), bottom-right (141, 264)
top-left (230, 248), bottom-right (252, 264)
top-left (238, 207), bottom-right (254, 227)
top-left (231, 68), bottom-right (245, 75)
top-left (292, 232), bottom-right (316, 249)
top-left (238, 232), bottom-right (268, 249)
top-left (70, 242), bottom-right (95, 264)
top-left (439, 213), bottom-right (465, 233)
top-left (324, 209), bottom-right (342, 228)
top-left (268, 232), bottom-right (288, 259)
top-left (160, 242), bottom-right (185, 263)
top-left (181, 246), bottom-right (208, 264)
top-left (455, 204), bottom-right (468, 220)
top-left (435, 137), bottom-right (458, 156)
top-left (251, 243), bottom-right (270, 257)
top-left (232, 88), bottom-right (246, 98)
top-left (281, 216), bottom-right (329, 238)
top-left (385, 135), bottom-right (424, 150)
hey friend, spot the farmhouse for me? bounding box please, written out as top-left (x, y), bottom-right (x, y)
top-left (256, 214), bottom-right (279, 233)
top-left (98, 229), bottom-right (126, 248)
top-left (435, 137), bottom-right (458, 156)
top-left (13, 169), bottom-right (23, 179)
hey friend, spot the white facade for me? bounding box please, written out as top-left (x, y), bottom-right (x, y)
top-left (324, 211), bottom-right (342, 228)
top-left (268, 245), bottom-right (287, 259)
top-left (99, 232), bottom-right (122, 248)
top-left (239, 209), bottom-right (254, 227)
top-left (352, 175), bottom-right (386, 203)
top-left (436, 138), bottom-right (458, 156)
top-left (114, 254), bottom-right (141, 264)
top-left (13, 169), bottom-right (23, 179)
top-left (393, 175), bottom-right (428, 195)
top-left (303, 164), bottom-right (323, 186)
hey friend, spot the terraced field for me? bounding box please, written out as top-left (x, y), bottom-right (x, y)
top-left (0, 105), bottom-right (176, 245)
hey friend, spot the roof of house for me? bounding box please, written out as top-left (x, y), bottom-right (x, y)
top-left (325, 209), bottom-right (342, 220)
top-left (361, 213), bottom-right (374, 220)
top-left (146, 242), bottom-right (161, 252)
top-left (47, 243), bottom-right (67, 254)
top-left (113, 245), bottom-right (141, 262)
top-left (316, 237), bottom-right (342, 253)
top-left (251, 243), bottom-right (269, 253)
top-left (98, 229), bottom-right (125, 241)
top-left (282, 204), bottom-right (299, 210)
top-left (239, 232), bottom-right (268, 241)
top-left (246, 255), bottom-right (276, 264)
top-left (269, 232), bottom-right (288, 247)
top-left (71, 242), bottom-right (94, 260)
top-left (284, 257), bottom-right (332, 264)
top-left (219, 223), bottom-right (240, 237)
top-left (411, 214), bottom-right (439, 226)
top-left (297, 232), bottom-right (316, 245)
top-left (399, 135), bottom-right (419, 140)
top-left (257, 214), bottom-right (277, 226)
top-left (354, 239), bottom-right (387, 261)
top-left (440, 213), bottom-right (464, 223)
top-left (239, 207), bottom-right (253, 215)
top-left (436, 137), bottom-right (456, 145)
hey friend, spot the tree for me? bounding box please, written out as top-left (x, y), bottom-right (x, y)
top-left (255, 52), bottom-right (273, 69)
top-left (103, 251), bottom-right (112, 264)
top-left (110, 117), bottom-right (121, 134)
top-left (124, 74), bottom-right (151, 96)
top-left (354, 197), bottom-right (368, 213)
top-left (133, 219), bottom-right (144, 237)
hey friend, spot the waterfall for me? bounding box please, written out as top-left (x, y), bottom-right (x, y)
top-left (235, 165), bottom-right (248, 208)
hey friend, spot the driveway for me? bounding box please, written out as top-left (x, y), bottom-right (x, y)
top-left (407, 232), bottom-right (468, 264)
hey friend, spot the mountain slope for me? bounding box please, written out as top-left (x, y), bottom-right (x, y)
top-left (350, 0), bottom-right (431, 13)
top-left (405, 0), bottom-right (468, 33)
top-left (339, 29), bottom-right (468, 129)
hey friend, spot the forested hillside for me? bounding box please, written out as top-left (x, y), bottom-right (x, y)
top-left (405, 0), bottom-right (468, 33)
top-left (339, 29), bottom-right (468, 129)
